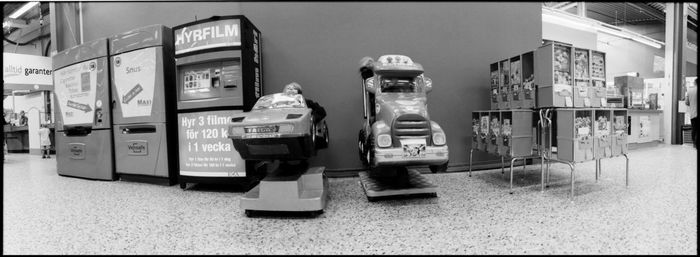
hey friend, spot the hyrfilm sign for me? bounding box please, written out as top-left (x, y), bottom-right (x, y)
top-left (3, 53), bottom-right (53, 86)
top-left (174, 19), bottom-right (241, 55)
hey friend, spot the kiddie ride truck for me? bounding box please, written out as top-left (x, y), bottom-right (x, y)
top-left (228, 86), bottom-right (329, 217)
top-left (357, 55), bottom-right (448, 199)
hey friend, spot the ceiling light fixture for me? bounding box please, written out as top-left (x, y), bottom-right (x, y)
top-left (542, 6), bottom-right (665, 49)
top-left (9, 2), bottom-right (40, 19)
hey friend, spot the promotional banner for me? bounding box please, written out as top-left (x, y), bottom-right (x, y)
top-left (3, 53), bottom-right (53, 86)
top-left (53, 60), bottom-right (98, 125)
top-left (113, 48), bottom-right (156, 118)
top-left (178, 110), bottom-right (245, 177)
top-left (174, 19), bottom-right (241, 55)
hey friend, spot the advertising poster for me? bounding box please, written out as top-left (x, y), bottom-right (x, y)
top-left (53, 59), bottom-right (98, 125)
top-left (178, 110), bottom-right (245, 177)
top-left (113, 48), bottom-right (156, 118)
top-left (174, 19), bottom-right (241, 55)
top-left (639, 116), bottom-right (650, 138)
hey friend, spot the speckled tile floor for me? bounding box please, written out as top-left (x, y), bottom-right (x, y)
top-left (3, 144), bottom-right (697, 254)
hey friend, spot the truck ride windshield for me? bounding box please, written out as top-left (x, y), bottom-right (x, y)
top-left (380, 77), bottom-right (419, 93)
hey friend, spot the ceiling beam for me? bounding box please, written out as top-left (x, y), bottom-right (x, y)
top-left (558, 2), bottom-right (578, 11)
top-left (629, 3), bottom-right (666, 22)
top-left (550, 2), bottom-right (571, 9)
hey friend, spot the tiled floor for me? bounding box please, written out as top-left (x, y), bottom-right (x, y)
top-left (2, 144), bottom-right (697, 254)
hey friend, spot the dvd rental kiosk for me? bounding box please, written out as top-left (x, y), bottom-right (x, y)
top-left (53, 38), bottom-right (115, 180)
top-left (174, 16), bottom-right (263, 189)
top-left (110, 24), bottom-right (179, 184)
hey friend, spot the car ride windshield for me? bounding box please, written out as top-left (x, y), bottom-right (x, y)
top-left (253, 93), bottom-right (307, 110)
top-left (380, 76), bottom-right (420, 93)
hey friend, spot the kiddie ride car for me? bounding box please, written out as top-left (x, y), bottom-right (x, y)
top-left (357, 55), bottom-right (449, 201)
top-left (228, 89), bottom-right (329, 217)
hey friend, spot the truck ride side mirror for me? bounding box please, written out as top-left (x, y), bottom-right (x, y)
top-left (424, 77), bottom-right (433, 93)
top-left (365, 77), bottom-right (377, 94)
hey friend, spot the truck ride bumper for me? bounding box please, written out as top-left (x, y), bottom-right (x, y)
top-left (372, 146), bottom-right (449, 167)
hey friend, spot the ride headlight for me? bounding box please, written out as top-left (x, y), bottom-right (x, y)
top-left (278, 124), bottom-right (294, 133)
top-left (377, 134), bottom-right (392, 147)
top-left (433, 132), bottom-right (446, 146)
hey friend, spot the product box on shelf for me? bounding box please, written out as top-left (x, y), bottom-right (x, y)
top-left (521, 51), bottom-right (536, 109)
top-left (498, 109), bottom-right (534, 157)
top-left (499, 59), bottom-right (510, 109)
top-left (478, 111), bottom-right (489, 152)
top-left (611, 108), bottom-right (629, 156)
top-left (535, 42), bottom-right (573, 108)
top-left (590, 50), bottom-right (607, 107)
top-left (573, 47), bottom-right (592, 107)
top-left (472, 112), bottom-right (480, 150)
top-left (490, 63), bottom-right (499, 110)
top-left (557, 108), bottom-right (594, 163)
top-left (510, 55), bottom-right (522, 109)
top-left (593, 109), bottom-right (612, 159)
top-left (487, 110), bottom-right (501, 154)
top-left (613, 75), bottom-right (645, 109)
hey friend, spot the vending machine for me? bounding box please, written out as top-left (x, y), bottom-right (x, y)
top-left (509, 55), bottom-right (522, 109)
top-left (487, 111), bottom-right (500, 154)
top-left (471, 112), bottom-right (480, 150)
top-left (556, 108), bottom-right (594, 163)
top-left (109, 24), bottom-right (178, 184)
top-left (498, 109), bottom-right (534, 157)
top-left (490, 63), bottom-right (499, 110)
top-left (590, 50), bottom-right (607, 107)
top-left (573, 47), bottom-right (592, 107)
top-left (593, 109), bottom-right (612, 159)
top-left (478, 111), bottom-right (489, 152)
top-left (535, 42), bottom-right (573, 108)
top-left (521, 51), bottom-right (536, 109)
top-left (611, 109), bottom-right (629, 156)
top-left (173, 16), bottom-right (263, 189)
top-left (53, 38), bottom-right (115, 180)
top-left (499, 59), bottom-right (510, 109)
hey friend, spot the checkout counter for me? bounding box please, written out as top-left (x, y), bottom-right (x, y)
top-left (3, 124), bottom-right (56, 154)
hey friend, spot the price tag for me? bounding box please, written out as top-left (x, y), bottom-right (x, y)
top-left (565, 97), bottom-right (573, 107)
top-left (584, 98), bottom-right (591, 107)
top-left (601, 98), bottom-right (607, 107)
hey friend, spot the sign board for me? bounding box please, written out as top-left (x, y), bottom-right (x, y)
top-left (53, 59), bottom-right (98, 125)
top-left (3, 53), bottom-right (53, 86)
top-left (178, 110), bottom-right (245, 177)
top-left (174, 19), bottom-right (241, 55)
top-left (112, 48), bottom-right (156, 118)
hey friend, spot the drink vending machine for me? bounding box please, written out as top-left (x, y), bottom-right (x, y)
top-left (53, 38), bottom-right (115, 180)
top-left (109, 24), bottom-right (178, 184)
top-left (173, 16), bottom-right (263, 189)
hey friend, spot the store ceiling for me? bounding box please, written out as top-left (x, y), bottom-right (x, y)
top-left (543, 2), bottom-right (697, 30)
top-left (3, 2), bottom-right (50, 36)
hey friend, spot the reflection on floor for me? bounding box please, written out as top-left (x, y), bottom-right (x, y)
top-left (2, 144), bottom-right (697, 254)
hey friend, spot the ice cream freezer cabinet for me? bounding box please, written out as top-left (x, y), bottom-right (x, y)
top-left (53, 38), bottom-right (115, 180)
top-left (109, 24), bottom-right (179, 185)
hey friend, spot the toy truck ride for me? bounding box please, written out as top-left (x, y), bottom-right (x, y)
top-left (357, 55), bottom-right (449, 177)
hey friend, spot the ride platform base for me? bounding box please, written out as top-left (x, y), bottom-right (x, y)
top-left (241, 166), bottom-right (328, 217)
top-left (359, 168), bottom-right (438, 201)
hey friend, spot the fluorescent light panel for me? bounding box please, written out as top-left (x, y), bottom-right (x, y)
top-left (9, 2), bottom-right (40, 19)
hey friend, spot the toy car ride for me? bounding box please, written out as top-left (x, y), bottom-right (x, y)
top-left (357, 55), bottom-right (448, 200)
top-left (228, 84), bottom-right (329, 217)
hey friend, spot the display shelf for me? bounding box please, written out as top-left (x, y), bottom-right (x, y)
top-left (535, 42), bottom-right (574, 108)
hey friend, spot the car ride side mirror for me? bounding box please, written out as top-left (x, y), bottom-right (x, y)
top-left (365, 77), bottom-right (377, 94)
top-left (424, 77), bottom-right (433, 93)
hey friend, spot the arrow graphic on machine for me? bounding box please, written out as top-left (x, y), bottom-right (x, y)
top-left (122, 84), bottom-right (144, 104)
top-left (67, 100), bottom-right (92, 112)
